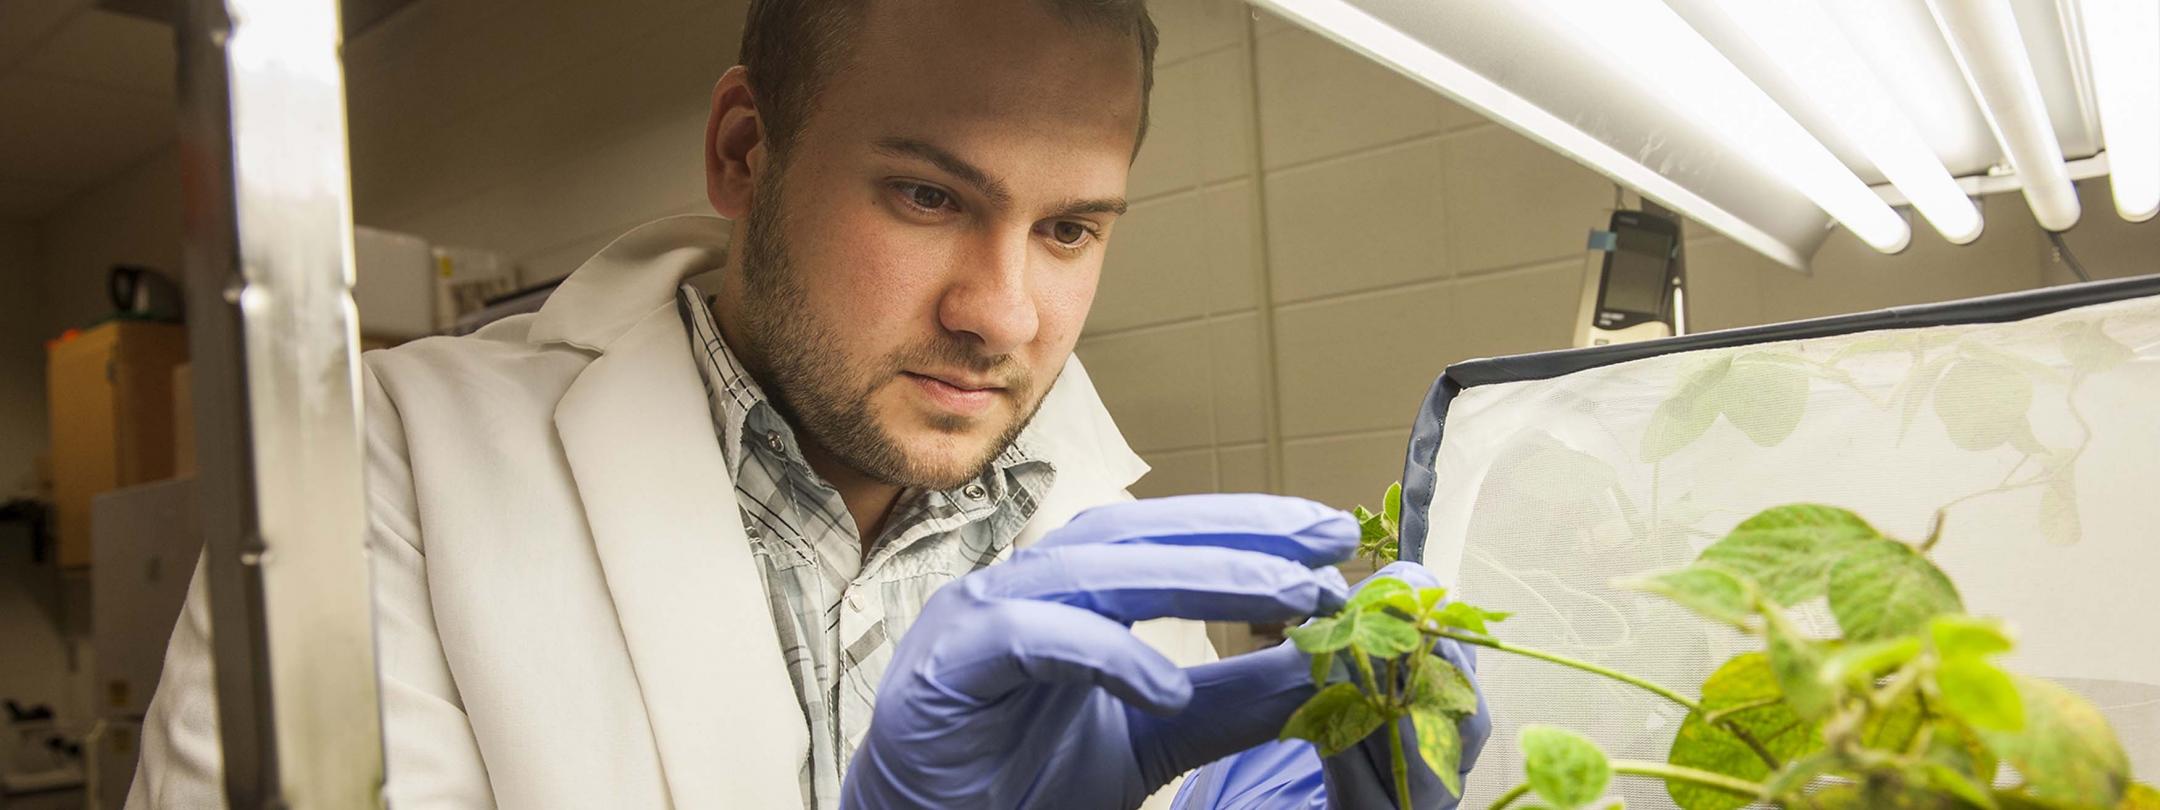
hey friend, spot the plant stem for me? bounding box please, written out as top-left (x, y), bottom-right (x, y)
top-left (1389, 716), bottom-right (1412, 810)
top-left (1433, 628), bottom-right (1784, 770)
top-left (1487, 783), bottom-right (1532, 810)
top-left (1611, 759), bottom-right (1768, 800)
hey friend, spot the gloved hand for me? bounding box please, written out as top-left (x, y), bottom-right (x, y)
top-left (840, 494), bottom-right (1356, 810)
top-left (1171, 561), bottom-right (1491, 810)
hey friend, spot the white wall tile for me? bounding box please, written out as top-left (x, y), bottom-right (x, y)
top-left (1264, 139), bottom-right (1448, 304)
top-left (1129, 45), bottom-right (1256, 202)
top-left (1207, 312), bottom-right (1268, 444)
top-left (1280, 430), bottom-right (1413, 514)
top-left (1450, 260), bottom-right (1583, 362)
top-left (1216, 444), bottom-right (1270, 493)
top-left (1680, 233), bottom-right (1771, 333)
top-left (1254, 27), bottom-right (1475, 171)
top-left (1272, 282), bottom-right (1456, 438)
top-left (1090, 181), bottom-right (1257, 334)
top-left (1076, 321), bottom-right (1215, 453)
top-left (1151, 0), bottom-right (1248, 66)
top-left (1441, 126), bottom-right (1612, 276)
top-left (1131, 447), bottom-right (1217, 498)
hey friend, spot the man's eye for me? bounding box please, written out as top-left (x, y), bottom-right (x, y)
top-left (1049, 221), bottom-right (1093, 247)
top-left (899, 183), bottom-right (951, 211)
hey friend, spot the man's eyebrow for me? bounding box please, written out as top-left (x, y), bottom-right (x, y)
top-left (874, 136), bottom-right (1012, 207)
top-left (1048, 196), bottom-right (1128, 218)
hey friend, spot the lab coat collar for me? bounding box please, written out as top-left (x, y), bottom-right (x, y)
top-left (529, 214), bottom-right (733, 352)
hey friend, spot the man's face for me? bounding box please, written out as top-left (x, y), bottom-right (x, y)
top-left (727, 1), bottom-right (1143, 491)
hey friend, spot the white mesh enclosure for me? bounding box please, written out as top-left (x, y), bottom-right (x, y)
top-left (1414, 289), bottom-right (2160, 807)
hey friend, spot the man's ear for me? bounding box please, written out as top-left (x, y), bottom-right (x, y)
top-left (705, 65), bottom-right (767, 220)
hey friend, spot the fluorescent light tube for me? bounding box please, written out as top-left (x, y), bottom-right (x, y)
top-left (1706, 0), bottom-right (1984, 244)
top-left (1248, 0), bottom-right (1811, 268)
top-left (2077, 0), bottom-right (2160, 222)
top-left (1531, 0), bottom-right (1912, 253)
top-left (1929, 0), bottom-right (2083, 231)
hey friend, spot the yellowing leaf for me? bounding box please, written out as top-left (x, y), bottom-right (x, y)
top-left (1346, 577), bottom-right (1413, 613)
top-left (1976, 676), bottom-right (2131, 809)
top-left (1668, 654), bottom-right (1823, 810)
top-left (1412, 708), bottom-right (1464, 799)
top-left (1279, 682), bottom-right (1386, 757)
top-left (1409, 657), bottom-right (1479, 716)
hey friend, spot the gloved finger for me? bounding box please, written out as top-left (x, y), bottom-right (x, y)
top-left (1044, 494), bottom-right (1356, 568)
top-left (970, 543), bottom-right (1351, 624)
top-left (932, 597), bottom-right (1193, 715)
top-left (1369, 560), bottom-right (1442, 590)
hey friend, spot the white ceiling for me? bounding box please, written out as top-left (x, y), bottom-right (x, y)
top-left (0, 0), bottom-right (176, 222)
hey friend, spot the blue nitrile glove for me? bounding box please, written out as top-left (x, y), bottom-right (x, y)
top-left (1171, 561), bottom-right (1492, 810)
top-left (840, 494), bottom-right (1356, 810)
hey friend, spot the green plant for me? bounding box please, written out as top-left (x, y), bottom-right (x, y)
top-left (1281, 486), bottom-right (2156, 810)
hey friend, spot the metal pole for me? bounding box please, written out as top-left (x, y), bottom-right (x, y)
top-left (175, 0), bottom-right (385, 806)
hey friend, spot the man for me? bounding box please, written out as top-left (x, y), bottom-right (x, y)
top-left (131, 1), bottom-right (1489, 807)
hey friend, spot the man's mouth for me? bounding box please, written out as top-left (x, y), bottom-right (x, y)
top-left (901, 371), bottom-right (1004, 417)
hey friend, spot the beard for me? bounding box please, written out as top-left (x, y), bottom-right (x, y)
top-left (732, 166), bottom-right (1048, 491)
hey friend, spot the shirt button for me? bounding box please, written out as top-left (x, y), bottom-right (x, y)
top-left (765, 432), bottom-right (786, 454)
top-left (744, 525), bottom-right (762, 541)
top-left (846, 592), bottom-right (865, 611)
top-left (962, 483), bottom-right (987, 501)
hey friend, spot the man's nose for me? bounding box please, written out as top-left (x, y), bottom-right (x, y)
top-left (937, 233), bottom-right (1040, 355)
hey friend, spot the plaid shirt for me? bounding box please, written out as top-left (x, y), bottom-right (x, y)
top-left (676, 287), bottom-right (1056, 808)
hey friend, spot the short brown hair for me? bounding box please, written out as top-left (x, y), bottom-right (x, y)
top-left (737, 0), bottom-right (1159, 160)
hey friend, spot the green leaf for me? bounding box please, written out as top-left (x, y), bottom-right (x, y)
top-left (1279, 682), bottom-right (1387, 757)
top-left (1759, 750), bottom-right (1839, 803)
top-left (1927, 720), bottom-right (2001, 792)
top-left (2059, 319), bottom-right (2133, 374)
top-left (1714, 354), bottom-right (1809, 448)
top-left (1383, 481), bottom-right (1403, 532)
top-left (1352, 611), bottom-right (1422, 658)
top-left (1912, 760), bottom-right (2000, 809)
top-left (1698, 504), bottom-right (1882, 605)
top-left (1352, 504), bottom-right (1376, 523)
top-left (1761, 607), bottom-right (1833, 721)
top-left (1935, 656), bottom-right (2024, 731)
top-left (1309, 648), bottom-right (1334, 688)
top-left (1288, 613), bottom-right (1358, 655)
top-left (1669, 654), bottom-right (1824, 810)
top-left (1416, 586), bottom-right (1448, 615)
top-left (1976, 676), bottom-right (2131, 809)
top-left (1431, 601), bottom-right (1511, 636)
top-left (1930, 614), bottom-right (2014, 660)
top-left (1863, 685), bottom-right (1927, 752)
top-left (1409, 657), bottom-right (1479, 716)
top-left (1821, 636), bottom-right (1923, 687)
top-left (1642, 356), bottom-right (1731, 463)
top-left (1411, 708), bottom-right (1464, 799)
top-left (1827, 539), bottom-right (1962, 641)
top-left (1521, 724), bottom-right (1611, 809)
top-left (1615, 565), bottom-right (1753, 627)
top-left (1345, 576), bottom-right (1413, 613)
top-left (1933, 357), bottom-right (2035, 452)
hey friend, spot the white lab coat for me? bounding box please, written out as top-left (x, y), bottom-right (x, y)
top-left (128, 215), bottom-right (1215, 808)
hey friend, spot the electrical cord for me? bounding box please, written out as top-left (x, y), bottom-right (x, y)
top-left (2047, 230), bottom-right (2093, 283)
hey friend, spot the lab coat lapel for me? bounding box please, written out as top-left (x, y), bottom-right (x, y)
top-left (554, 300), bottom-right (808, 808)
